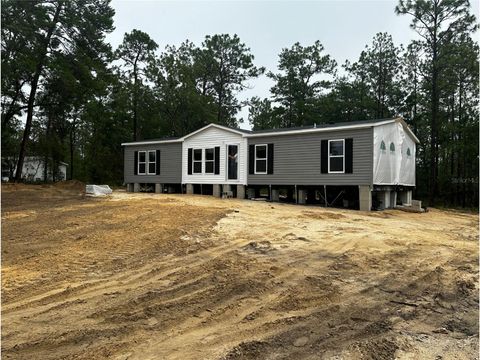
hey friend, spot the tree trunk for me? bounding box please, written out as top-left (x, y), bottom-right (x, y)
top-left (412, 67), bottom-right (418, 134)
top-left (43, 112), bottom-right (52, 183)
top-left (133, 61), bottom-right (138, 141)
top-left (217, 87), bottom-right (223, 124)
top-left (69, 118), bottom-right (76, 180)
top-left (462, 153), bottom-right (466, 208)
top-left (458, 81), bottom-right (466, 208)
top-left (15, 3), bottom-right (62, 182)
top-left (2, 80), bottom-right (26, 132)
top-left (449, 94), bottom-right (455, 205)
top-left (428, 9), bottom-right (439, 206)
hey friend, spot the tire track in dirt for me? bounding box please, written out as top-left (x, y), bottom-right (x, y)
top-left (2, 186), bottom-right (478, 359)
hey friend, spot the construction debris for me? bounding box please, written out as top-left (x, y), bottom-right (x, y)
top-left (85, 184), bottom-right (112, 196)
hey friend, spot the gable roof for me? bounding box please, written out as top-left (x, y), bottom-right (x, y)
top-left (122, 117), bottom-right (419, 146)
top-left (181, 123), bottom-right (250, 140)
top-left (246, 118), bottom-right (395, 137)
top-left (248, 118), bottom-right (394, 134)
top-left (246, 117), bottom-right (419, 143)
top-left (121, 123), bottom-right (249, 146)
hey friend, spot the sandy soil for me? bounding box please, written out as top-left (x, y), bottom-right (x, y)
top-left (2, 183), bottom-right (478, 359)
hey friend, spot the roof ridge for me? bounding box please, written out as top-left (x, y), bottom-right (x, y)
top-left (249, 118), bottom-right (397, 134)
top-left (122, 117), bottom-right (419, 146)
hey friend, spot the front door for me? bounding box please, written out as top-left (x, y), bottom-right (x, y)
top-left (227, 145), bottom-right (238, 180)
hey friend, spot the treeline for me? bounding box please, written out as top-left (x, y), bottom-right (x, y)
top-left (1, 0), bottom-right (478, 207)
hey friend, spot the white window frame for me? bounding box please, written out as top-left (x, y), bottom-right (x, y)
top-left (192, 148), bottom-right (203, 174)
top-left (138, 151), bottom-right (146, 175)
top-left (147, 150), bottom-right (156, 175)
top-left (204, 148), bottom-right (215, 174)
top-left (254, 144), bottom-right (268, 175)
top-left (328, 139), bottom-right (345, 174)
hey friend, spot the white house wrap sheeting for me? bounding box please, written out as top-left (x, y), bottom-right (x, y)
top-left (86, 184), bottom-right (113, 196)
top-left (373, 122), bottom-right (416, 186)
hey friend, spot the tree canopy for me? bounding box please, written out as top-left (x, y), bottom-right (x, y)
top-left (2, 0), bottom-right (478, 207)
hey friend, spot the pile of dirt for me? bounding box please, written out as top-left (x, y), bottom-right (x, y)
top-left (301, 210), bottom-right (346, 220)
top-left (54, 179), bottom-right (86, 194)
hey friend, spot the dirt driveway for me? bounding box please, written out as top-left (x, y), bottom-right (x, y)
top-left (2, 183), bottom-right (478, 359)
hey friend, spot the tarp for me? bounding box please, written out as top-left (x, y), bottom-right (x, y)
top-left (86, 184), bottom-right (112, 196)
top-left (373, 122), bottom-right (416, 186)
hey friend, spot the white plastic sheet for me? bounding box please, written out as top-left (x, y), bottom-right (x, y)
top-left (373, 122), bottom-right (416, 186)
top-left (86, 184), bottom-right (113, 196)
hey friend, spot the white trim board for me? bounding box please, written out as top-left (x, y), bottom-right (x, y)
top-left (122, 138), bottom-right (182, 146)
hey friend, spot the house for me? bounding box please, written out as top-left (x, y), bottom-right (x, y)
top-left (121, 117), bottom-right (419, 211)
top-left (2, 157), bottom-right (68, 182)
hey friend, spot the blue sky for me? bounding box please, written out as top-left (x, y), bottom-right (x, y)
top-left (107, 0), bottom-right (479, 129)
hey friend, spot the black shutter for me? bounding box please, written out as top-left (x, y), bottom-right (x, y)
top-left (249, 145), bottom-right (255, 174)
top-left (134, 151), bottom-right (138, 175)
top-left (156, 149), bottom-right (161, 175)
top-left (267, 143), bottom-right (274, 174)
top-left (321, 140), bottom-right (328, 174)
top-left (345, 138), bottom-right (353, 173)
top-left (214, 147), bottom-right (220, 174)
top-left (187, 148), bottom-right (192, 175)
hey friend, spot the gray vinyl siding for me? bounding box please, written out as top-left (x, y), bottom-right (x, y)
top-left (248, 127), bottom-right (373, 186)
top-left (124, 142), bottom-right (182, 184)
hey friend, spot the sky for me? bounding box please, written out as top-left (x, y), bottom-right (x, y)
top-left (106, 0), bottom-right (479, 129)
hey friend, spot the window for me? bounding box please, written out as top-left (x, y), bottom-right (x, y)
top-left (380, 140), bottom-right (386, 151)
top-left (255, 144), bottom-right (267, 174)
top-left (193, 149), bottom-right (202, 174)
top-left (390, 142), bottom-right (395, 152)
top-left (138, 151), bottom-right (146, 174)
top-left (147, 150), bottom-right (156, 175)
top-left (228, 145), bottom-right (238, 180)
top-left (205, 148), bottom-right (214, 173)
top-left (406, 148), bottom-right (411, 157)
top-left (328, 139), bottom-right (344, 173)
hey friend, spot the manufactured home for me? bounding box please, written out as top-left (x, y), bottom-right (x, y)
top-left (121, 117), bottom-right (419, 211)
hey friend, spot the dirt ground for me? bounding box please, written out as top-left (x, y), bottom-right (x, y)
top-left (2, 183), bottom-right (478, 359)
